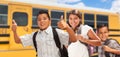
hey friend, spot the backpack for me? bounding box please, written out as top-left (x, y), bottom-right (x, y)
top-left (104, 38), bottom-right (120, 57)
top-left (32, 28), bottom-right (68, 57)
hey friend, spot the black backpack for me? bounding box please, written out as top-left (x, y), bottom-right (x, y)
top-left (32, 28), bottom-right (68, 57)
top-left (104, 38), bottom-right (120, 57)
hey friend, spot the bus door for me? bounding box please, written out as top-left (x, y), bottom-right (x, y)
top-left (8, 3), bottom-right (32, 49)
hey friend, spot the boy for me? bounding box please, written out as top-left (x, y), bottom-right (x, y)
top-left (12, 10), bottom-right (76, 57)
top-left (97, 24), bottom-right (120, 57)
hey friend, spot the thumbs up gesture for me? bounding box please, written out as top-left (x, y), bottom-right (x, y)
top-left (12, 20), bottom-right (17, 32)
top-left (57, 15), bottom-right (69, 30)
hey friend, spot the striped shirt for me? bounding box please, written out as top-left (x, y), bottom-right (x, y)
top-left (98, 42), bottom-right (106, 57)
top-left (98, 39), bottom-right (120, 57)
top-left (20, 26), bottom-right (69, 57)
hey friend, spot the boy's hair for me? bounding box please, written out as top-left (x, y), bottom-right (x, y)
top-left (37, 10), bottom-right (50, 20)
top-left (97, 24), bottom-right (109, 32)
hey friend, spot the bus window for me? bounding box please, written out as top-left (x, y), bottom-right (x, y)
top-left (97, 15), bottom-right (108, 27)
top-left (13, 12), bottom-right (28, 26)
top-left (0, 5), bottom-right (8, 25)
top-left (84, 13), bottom-right (94, 28)
top-left (51, 10), bottom-right (64, 28)
top-left (32, 8), bottom-right (48, 26)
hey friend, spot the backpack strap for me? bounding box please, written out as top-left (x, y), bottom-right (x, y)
top-left (32, 31), bottom-right (38, 56)
top-left (52, 28), bottom-right (61, 52)
top-left (52, 28), bottom-right (69, 57)
top-left (104, 39), bottom-right (110, 45)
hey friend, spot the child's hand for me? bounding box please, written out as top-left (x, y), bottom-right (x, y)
top-left (57, 15), bottom-right (69, 30)
top-left (12, 20), bottom-right (17, 32)
top-left (103, 45), bottom-right (112, 52)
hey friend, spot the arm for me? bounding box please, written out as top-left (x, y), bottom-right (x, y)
top-left (65, 25), bottom-right (77, 42)
top-left (12, 20), bottom-right (21, 43)
top-left (103, 40), bottom-right (120, 55)
top-left (87, 29), bottom-right (101, 46)
top-left (57, 16), bottom-right (77, 42)
top-left (103, 46), bottom-right (120, 55)
top-left (77, 29), bottom-right (101, 46)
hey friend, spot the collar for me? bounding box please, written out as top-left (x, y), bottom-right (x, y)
top-left (75, 24), bottom-right (83, 33)
top-left (38, 26), bottom-right (52, 34)
top-left (78, 24), bottom-right (83, 29)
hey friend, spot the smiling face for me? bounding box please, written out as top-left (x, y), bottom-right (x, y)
top-left (37, 12), bottom-right (51, 31)
top-left (68, 10), bottom-right (82, 30)
top-left (97, 26), bottom-right (109, 42)
top-left (68, 14), bottom-right (81, 30)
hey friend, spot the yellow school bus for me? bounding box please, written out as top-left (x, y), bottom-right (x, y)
top-left (0, 0), bottom-right (120, 57)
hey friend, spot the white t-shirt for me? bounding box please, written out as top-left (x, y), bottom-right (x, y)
top-left (68, 25), bottom-right (92, 57)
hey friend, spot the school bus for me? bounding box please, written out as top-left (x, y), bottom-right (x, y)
top-left (0, 0), bottom-right (120, 57)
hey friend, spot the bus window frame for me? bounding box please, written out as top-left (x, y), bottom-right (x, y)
top-left (51, 10), bottom-right (64, 28)
top-left (84, 13), bottom-right (95, 28)
top-left (96, 14), bottom-right (108, 27)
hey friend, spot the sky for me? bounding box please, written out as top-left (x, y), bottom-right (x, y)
top-left (10, 0), bottom-right (120, 12)
top-left (57, 0), bottom-right (120, 12)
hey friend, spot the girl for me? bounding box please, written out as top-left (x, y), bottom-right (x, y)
top-left (67, 9), bottom-right (101, 57)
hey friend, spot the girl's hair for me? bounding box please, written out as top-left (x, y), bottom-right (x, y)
top-left (68, 9), bottom-right (82, 30)
top-left (68, 9), bottom-right (82, 19)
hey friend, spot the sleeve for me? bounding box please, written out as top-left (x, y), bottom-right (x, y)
top-left (81, 25), bottom-right (93, 39)
top-left (56, 29), bottom-right (69, 46)
top-left (107, 40), bottom-right (120, 50)
top-left (20, 32), bottom-right (34, 47)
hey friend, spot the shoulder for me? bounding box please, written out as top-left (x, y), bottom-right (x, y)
top-left (109, 39), bottom-right (119, 43)
top-left (106, 38), bottom-right (119, 45)
top-left (22, 32), bottom-right (36, 37)
top-left (105, 39), bottom-right (120, 49)
top-left (82, 25), bottom-right (93, 29)
top-left (32, 31), bottom-right (38, 36)
top-left (80, 25), bottom-right (93, 32)
top-left (55, 28), bottom-right (63, 33)
top-left (55, 28), bottom-right (69, 37)
top-left (55, 28), bottom-right (63, 32)
top-left (20, 31), bottom-right (36, 41)
top-left (55, 28), bottom-right (68, 34)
